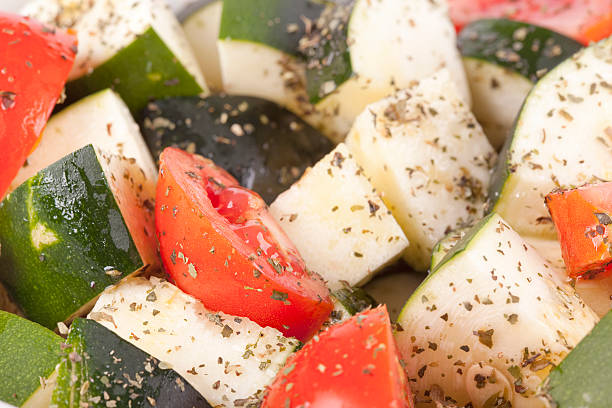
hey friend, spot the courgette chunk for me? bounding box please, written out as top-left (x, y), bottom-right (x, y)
top-left (270, 144), bottom-right (408, 288)
top-left (346, 71), bottom-right (495, 271)
top-left (140, 95), bottom-right (333, 203)
top-left (51, 318), bottom-right (211, 408)
top-left (0, 311), bottom-right (63, 408)
top-left (90, 277), bottom-right (299, 407)
top-left (23, 0), bottom-right (207, 114)
top-left (0, 145), bottom-right (150, 330)
top-left (488, 36), bottom-right (612, 239)
top-left (458, 19), bottom-right (582, 149)
top-left (395, 213), bottom-right (598, 408)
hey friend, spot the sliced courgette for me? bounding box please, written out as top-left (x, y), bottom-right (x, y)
top-left (346, 70), bottom-right (495, 271)
top-left (0, 145), bottom-right (150, 330)
top-left (395, 213), bottom-right (599, 408)
top-left (182, 0), bottom-right (224, 91)
top-left (0, 311), bottom-right (63, 408)
top-left (488, 36), bottom-right (612, 239)
top-left (270, 143), bottom-right (408, 289)
top-left (458, 19), bottom-right (582, 149)
top-left (218, 0), bottom-right (470, 143)
top-left (12, 89), bottom-right (157, 191)
top-left (309, 0), bottom-right (470, 141)
top-left (542, 310), bottom-right (612, 408)
top-left (89, 276), bottom-right (299, 407)
top-left (51, 318), bottom-right (211, 408)
top-left (217, 0), bottom-right (322, 126)
top-left (140, 95), bottom-right (333, 203)
top-left (23, 0), bottom-right (207, 114)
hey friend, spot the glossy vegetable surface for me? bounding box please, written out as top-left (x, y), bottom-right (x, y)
top-left (546, 183), bottom-right (612, 279)
top-left (263, 306), bottom-right (413, 408)
top-left (156, 147), bottom-right (333, 341)
top-left (140, 95), bottom-right (333, 203)
top-left (449, 0), bottom-right (612, 45)
top-left (0, 12), bottom-right (76, 198)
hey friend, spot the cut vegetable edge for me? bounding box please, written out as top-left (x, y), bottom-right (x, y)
top-left (89, 276), bottom-right (299, 407)
top-left (52, 317), bottom-right (212, 408)
top-left (488, 36), bottom-right (612, 239)
top-left (0, 311), bottom-right (63, 408)
top-left (396, 212), bottom-right (599, 407)
top-left (182, 0), bottom-right (224, 91)
top-left (0, 144), bottom-right (152, 330)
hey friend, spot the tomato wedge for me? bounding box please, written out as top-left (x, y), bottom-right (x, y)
top-left (546, 182), bottom-right (612, 279)
top-left (262, 305), bottom-right (413, 408)
top-left (0, 13), bottom-right (77, 198)
top-left (156, 147), bottom-right (333, 341)
top-left (449, 0), bottom-right (612, 45)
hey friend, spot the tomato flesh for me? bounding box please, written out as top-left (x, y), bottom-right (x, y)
top-left (450, 0), bottom-right (612, 45)
top-left (156, 147), bottom-right (333, 341)
top-left (263, 306), bottom-right (414, 408)
top-left (0, 13), bottom-right (77, 198)
top-left (546, 182), bottom-right (612, 279)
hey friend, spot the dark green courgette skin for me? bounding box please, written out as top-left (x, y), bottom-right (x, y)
top-left (0, 145), bottom-right (142, 330)
top-left (66, 27), bottom-right (203, 115)
top-left (332, 286), bottom-right (377, 316)
top-left (140, 95), bottom-right (333, 203)
top-left (0, 311), bottom-right (63, 406)
top-left (301, 1), bottom-right (354, 103)
top-left (458, 19), bottom-right (582, 82)
top-left (219, 0), bottom-right (324, 56)
top-left (545, 310), bottom-right (612, 407)
top-left (52, 318), bottom-right (212, 408)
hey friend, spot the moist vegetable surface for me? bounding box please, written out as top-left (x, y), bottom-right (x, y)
top-left (1, 1), bottom-right (612, 408)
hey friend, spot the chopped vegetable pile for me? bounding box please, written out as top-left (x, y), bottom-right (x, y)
top-left (1, 0), bottom-right (612, 407)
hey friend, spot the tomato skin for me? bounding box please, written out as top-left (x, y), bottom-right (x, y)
top-left (0, 13), bottom-right (77, 198)
top-left (546, 183), bottom-right (612, 279)
top-left (450, 0), bottom-right (612, 45)
top-left (156, 147), bottom-right (333, 341)
top-left (262, 306), bottom-right (413, 408)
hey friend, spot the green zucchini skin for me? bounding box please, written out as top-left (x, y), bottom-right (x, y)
top-left (52, 318), bottom-right (211, 408)
top-left (458, 19), bottom-right (582, 83)
top-left (66, 27), bottom-right (204, 115)
top-left (0, 311), bottom-right (63, 407)
top-left (545, 310), bottom-right (612, 407)
top-left (140, 95), bottom-right (333, 203)
top-left (332, 286), bottom-right (377, 317)
top-left (0, 145), bottom-right (143, 330)
top-left (218, 0), bottom-right (324, 57)
top-left (301, 1), bottom-right (354, 103)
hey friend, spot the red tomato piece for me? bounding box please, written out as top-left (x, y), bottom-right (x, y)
top-left (546, 182), bottom-right (612, 279)
top-left (262, 305), bottom-right (413, 408)
top-left (156, 147), bottom-right (333, 341)
top-left (449, 0), bottom-right (612, 45)
top-left (0, 13), bottom-right (77, 198)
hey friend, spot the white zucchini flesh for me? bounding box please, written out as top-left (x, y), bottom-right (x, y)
top-left (524, 236), bottom-right (612, 319)
top-left (269, 143), bottom-right (409, 290)
top-left (314, 0), bottom-right (473, 142)
top-left (22, 0), bottom-right (207, 91)
top-left (89, 277), bottom-right (299, 407)
top-left (217, 40), bottom-right (316, 122)
top-left (347, 0), bottom-right (470, 105)
top-left (439, 232), bottom-right (612, 320)
top-left (463, 58), bottom-right (533, 150)
top-left (396, 213), bottom-right (599, 408)
top-left (182, 0), bottom-right (224, 91)
top-left (491, 37), bottom-right (612, 239)
top-left (11, 89), bottom-right (158, 268)
top-left (20, 371), bottom-right (57, 408)
top-left (346, 70), bottom-right (495, 271)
